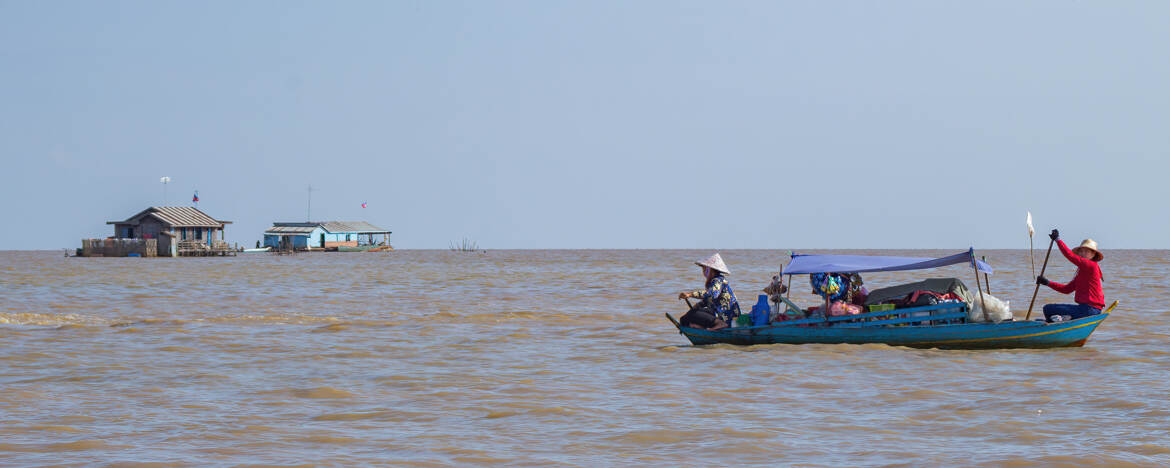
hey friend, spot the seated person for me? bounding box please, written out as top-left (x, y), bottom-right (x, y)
top-left (1036, 229), bottom-right (1104, 322)
top-left (678, 253), bottom-right (741, 329)
top-left (806, 273), bottom-right (866, 318)
top-left (846, 273), bottom-right (867, 305)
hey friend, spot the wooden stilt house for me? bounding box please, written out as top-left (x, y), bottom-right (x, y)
top-left (91, 206), bottom-right (235, 257)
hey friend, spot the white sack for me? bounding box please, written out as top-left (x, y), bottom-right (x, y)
top-left (969, 293), bottom-right (1012, 323)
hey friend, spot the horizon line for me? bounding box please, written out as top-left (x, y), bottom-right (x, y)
top-left (6, 247), bottom-right (1167, 252)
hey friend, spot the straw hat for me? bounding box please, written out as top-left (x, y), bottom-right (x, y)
top-left (1073, 239), bottom-right (1103, 262)
top-left (695, 253), bottom-right (730, 274)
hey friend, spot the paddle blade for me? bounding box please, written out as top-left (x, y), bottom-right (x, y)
top-left (1026, 211), bottom-right (1035, 236)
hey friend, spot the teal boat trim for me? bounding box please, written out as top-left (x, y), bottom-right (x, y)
top-left (666, 312), bottom-right (1109, 349)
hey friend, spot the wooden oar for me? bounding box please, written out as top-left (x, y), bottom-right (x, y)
top-left (667, 296), bottom-right (696, 334)
top-left (777, 295), bottom-right (805, 316)
top-left (1025, 237), bottom-right (1057, 320)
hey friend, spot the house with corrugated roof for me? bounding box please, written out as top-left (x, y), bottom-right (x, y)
top-left (263, 221), bottom-right (391, 251)
top-left (100, 206), bottom-right (234, 257)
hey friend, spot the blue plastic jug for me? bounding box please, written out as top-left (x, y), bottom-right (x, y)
top-left (750, 294), bottom-right (771, 326)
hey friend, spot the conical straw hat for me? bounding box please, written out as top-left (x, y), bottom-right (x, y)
top-left (1074, 239), bottom-right (1103, 262)
top-left (695, 253), bottom-right (730, 274)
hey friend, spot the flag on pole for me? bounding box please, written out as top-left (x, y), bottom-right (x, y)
top-left (361, 202), bottom-right (367, 208)
top-left (160, 177), bottom-right (171, 205)
top-left (193, 190), bottom-right (200, 204)
top-left (1026, 211), bottom-right (1036, 277)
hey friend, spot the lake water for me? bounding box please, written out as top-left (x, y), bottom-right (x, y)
top-left (1, 249), bottom-right (1167, 465)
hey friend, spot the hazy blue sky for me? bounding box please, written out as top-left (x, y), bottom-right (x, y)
top-left (2, 1), bottom-right (1166, 250)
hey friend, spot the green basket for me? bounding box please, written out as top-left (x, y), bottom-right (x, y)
top-left (735, 315), bottom-right (752, 327)
top-left (868, 304), bottom-right (895, 312)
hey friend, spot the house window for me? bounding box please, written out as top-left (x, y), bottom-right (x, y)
top-left (196, 229), bottom-right (203, 240)
top-left (345, 234), bottom-right (351, 241)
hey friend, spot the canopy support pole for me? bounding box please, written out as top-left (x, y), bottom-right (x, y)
top-left (823, 292), bottom-right (830, 324)
top-left (772, 265), bottom-right (784, 319)
top-left (972, 251), bottom-right (988, 322)
top-left (784, 274), bottom-right (793, 313)
top-left (982, 255), bottom-right (992, 294)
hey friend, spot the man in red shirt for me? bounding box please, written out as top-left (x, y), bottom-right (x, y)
top-left (1037, 229), bottom-right (1105, 322)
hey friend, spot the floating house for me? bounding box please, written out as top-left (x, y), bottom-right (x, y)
top-left (263, 221), bottom-right (392, 251)
top-left (82, 206), bottom-right (235, 257)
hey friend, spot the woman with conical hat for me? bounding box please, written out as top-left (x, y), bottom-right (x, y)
top-left (1036, 229), bottom-right (1105, 322)
top-left (677, 253), bottom-right (742, 329)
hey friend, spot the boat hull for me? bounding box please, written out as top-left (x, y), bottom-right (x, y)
top-left (670, 313), bottom-right (1109, 349)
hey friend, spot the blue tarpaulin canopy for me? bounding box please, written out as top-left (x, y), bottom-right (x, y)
top-left (784, 249), bottom-right (993, 275)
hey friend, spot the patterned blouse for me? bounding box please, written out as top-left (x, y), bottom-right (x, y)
top-left (690, 274), bottom-right (742, 321)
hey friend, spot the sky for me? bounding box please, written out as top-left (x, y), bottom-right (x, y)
top-left (1, 1), bottom-right (1167, 250)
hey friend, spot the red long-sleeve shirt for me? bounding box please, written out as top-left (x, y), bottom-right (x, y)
top-left (1046, 239), bottom-right (1105, 309)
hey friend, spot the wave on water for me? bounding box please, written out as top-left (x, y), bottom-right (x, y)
top-left (0, 312), bottom-right (108, 327)
top-left (0, 439), bottom-right (122, 452)
top-left (254, 386), bottom-right (357, 400)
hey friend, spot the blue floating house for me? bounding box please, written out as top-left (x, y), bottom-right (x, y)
top-left (263, 221), bottom-right (391, 251)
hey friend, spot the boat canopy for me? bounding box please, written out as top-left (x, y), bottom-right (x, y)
top-left (784, 249), bottom-right (993, 275)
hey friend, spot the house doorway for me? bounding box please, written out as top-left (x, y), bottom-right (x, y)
top-left (320, 233), bottom-right (325, 248)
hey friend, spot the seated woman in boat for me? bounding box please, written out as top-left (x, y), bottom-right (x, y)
top-left (1036, 229), bottom-right (1104, 322)
top-left (806, 273), bottom-right (866, 318)
top-left (677, 253), bottom-right (741, 329)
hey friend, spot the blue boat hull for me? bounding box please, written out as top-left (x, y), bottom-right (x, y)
top-left (669, 313), bottom-right (1109, 349)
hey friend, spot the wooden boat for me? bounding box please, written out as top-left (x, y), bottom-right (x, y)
top-left (667, 303), bottom-right (1114, 349)
top-left (242, 246), bottom-right (271, 253)
top-left (666, 249), bottom-right (1116, 349)
top-left (336, 245), bottom-right (372, 252)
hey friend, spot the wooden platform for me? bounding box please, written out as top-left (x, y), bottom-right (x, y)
top-left (177, 240), bottom-right (237, 257)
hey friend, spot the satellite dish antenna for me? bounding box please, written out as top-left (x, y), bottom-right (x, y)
top-left (306, 184), bottom-right (315, 222)
top-left (160, 176), bottom-right (171, 205)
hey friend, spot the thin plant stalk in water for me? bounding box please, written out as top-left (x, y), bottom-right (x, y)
top-left (449, 238), bottom-right (480, 252)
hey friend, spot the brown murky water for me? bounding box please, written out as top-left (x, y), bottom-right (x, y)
top-left (1, 249), bottom-right (1167, 465)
